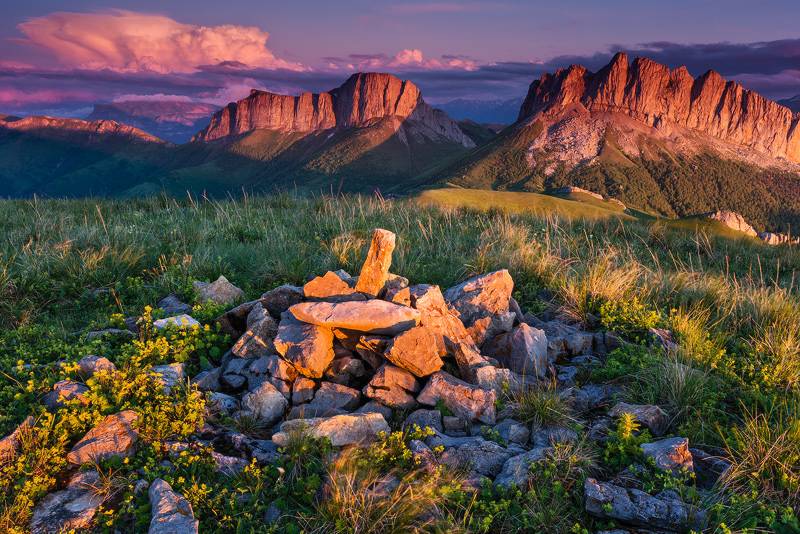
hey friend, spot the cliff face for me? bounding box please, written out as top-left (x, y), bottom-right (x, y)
top-left (0, 116), bottom-right (166, 144)
top-left (519, 52), bottom-right (800, 163)
top-left (193, 73), bottom-right (473, 147)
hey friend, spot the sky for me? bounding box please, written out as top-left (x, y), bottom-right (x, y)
top-left (1, 0), bottom-right (800, 118)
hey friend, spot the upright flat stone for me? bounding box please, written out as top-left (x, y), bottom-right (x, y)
top-left (274, 312), bottom-right (334, 379)
top-left (149, 478), bottom-right (199, 534)
top-left (272, 413), bottom-right (390, 447)
top-left (483, 323), bottom-right (548, 379)
top-left (354, 229), bottom-right (396, 296)
top-left (363, 364), bottom-right (421, 409)
top-left (29, 470), bottom-right (104, 534)
top-left (417, 371), bottom-right (496, 425)
top-left (304, 271), bottom-right (365, 302)
top-left (289, 300), bottom-right (420, 336)
top-left (383, 326), bottom-right (446, 377)
top-left (0, 416), bottom-right (34, 464)
top-left (193, 275), bottom-right (245, 305)
top-left (68, 410), bottom-right (139, 465)
top-left (232, 303), bottom-right (279, 359)
top-left (442, 270), bottom-right (515, 336)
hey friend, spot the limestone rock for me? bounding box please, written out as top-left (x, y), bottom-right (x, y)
top-left (192, 366), bottom-right (222, 392)
top-left (208, 392), bottom-right (239, 414)
top-left (157, 295), bottom-right (193, 316)
top-left (77, 354), bottom-right (116, 377)
top-left (383, 325), bottom-right (446, 377)
top-left (494, 447), bottom-right (550, 488)
top-left (68, 410), bottom-right (139, 465)
top-left (0, 416), bottom-right (34, 464)
top-left (303, 381), bottom-right (361, 413)
top-left (304, 271), bottom-right (366, 302)
top-left (240, 381), bottom-right (289, 426)
top-left (584, 478), bottom-right (706, 532)
top-left (42, 380), bottom-right (89, 410)
top-left (274, 312), bottom-right (334, 379)
top-left (442, 270), bottom-right (515, 337)
top-left (493, 418), bottom-right (530, 445)
top-left (582, 384), bottom-right (622, 410)
top-left (289, 300), bottom-right (421, 336)
top-left (354, 229), bottom-right (396, 296)
top-left (232, 303), bottom-right (279, 358)
top-left (363, 364), bottom-right (421, 409)
top-left (355, 400), bottom-right (394, 422)
top-left (29, 470), bottom-right (105, 534)
top-left (610, 402), bottom-right (670, 437)
top-left (641, 438), bottom-right (694, 476)
top-left (272, 413), bottom-right (390, 447)
top-left (292, 377), bottom-right (316, 405)
top-left (149, 478), bottom-right (199, 534)
top-left (402, 409), bottom-right (443, 434)
top-left (259, 285), bottom-right (304, 318)
top-left (417, 371), bottom-right (496, 425)
top-left (700, 211), bottom-right (757, 236)
top-left (149, 363), bottom-right (187, 395)
top-left (193, 276), bottom-right (245, 305)
top-left (483, 323), bottom-right (548, 379)
top-left (153, 314), bottom-right (200, 331)
top-left (324, 355), bottom-right (366, 386)
top-left (439, 438), bottom-right (511, 477)
top-left (531, 425), bottom-right (579, 447)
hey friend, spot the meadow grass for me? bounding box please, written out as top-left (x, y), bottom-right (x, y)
top-left (0, 191), bottom-right (799, 531)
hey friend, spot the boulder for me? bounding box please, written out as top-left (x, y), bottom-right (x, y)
top-left (582, 384), bottom-right (622, 410)
top-left (292, 377), bottom-right (316, 404)
top-left (210, 451), bottom-right (248, 477)
top-left (245, 355), bottom-right (297, 392)
top-left (303, 381), bottom-right (361, 413)
top-left (494, 447), bottom-right (550, 488)
top-left (442, 270), bottom-right (515, 336)
top-left (68, 410), bottom-right (139, 465)
top-left (354, 229), bottom-right (396, 296)
top-left (641, 438), bottom-right (694, 476)
top-left (566, 332), bottom-right (594, 357)
top-left (355, 335), bottom-right (391, 369)
top-left (157, 295), bottom-right (193, 316)
top-left (77, 354), bottom-right (116, 377)
top-left (471, 365), bottom-right (524, 394)
top-left (289, 300), bottom-right (421, 336)
top-left (402, 409), bottom-right (443, 434)
top-left (259, 285), bottom-right (304, 318)
top-left (363, 364), bottom-right (421, 409)
top-left (272, 413), bottom-right (390, 447)
top-left (232, 303), bottom-right (278, 359)
top-left (240, 381), bottom-right (289, 426)
top-left (212, 300), bottom-right (258, 339)
top-left (149, 363), bottom-right (187, 395)
top-left (274, 312), bottom-right (334, 379)
top-left (149, 478), bottom-right (199, 534)
top-left (0, 416), bottom-right (34, 464)
top-left (531, 425), bottom-right (579, 447)
top-left (493, 418), bottom-right (530, 445)
top-left (355, 401), bottom-right (393, 422)
top-left (153, 314), bottom-right (200, 331)
top-left (324, 355), bottom-right (366, 386)
top-left (304, 271), bottom-right (366, 302)
top-left (29, 470), bottom-right (104, 534)
top-left (483, 323), bottom-right (548, 379)
top-left (610, 403), bottom-right (670, 437)
top-left (193, 275), bottom-right (245, 305)
top-left (690, 448), bottom-right (732, 489)
top-left (192, 367), bottom-right (222, 392)
top-left (439, 438), bottom-right (511, 477)
top-left (383, 326), bottom-right (446, 377)
top-left (207, 392), bottom-right (238, 414)
top-left (584, 478), bottom-right (706, 532)
top-left (417, 371), bottom-right (496, 425)
top-left (42, 380), bottom-right (89, 410)
top-left (408, 439), bottom-right (438, 472)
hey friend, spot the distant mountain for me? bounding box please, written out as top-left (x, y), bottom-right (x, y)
top-left (421, 53), bottom-right (800, 232)
top-left (433, 97), bottom-right (524, 125)
top-left (777, 94), bottom-right (800, 113)
top-left (87, 101), bottom-right (219, 143)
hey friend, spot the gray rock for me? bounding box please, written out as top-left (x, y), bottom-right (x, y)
top-left (355, 400), bottom-right (393, 422)
top-left (68, 410), bottom-right (139, 465)
top-left (363, 364), bottom-right (421, 409)
top-left (289, 300), bottom-right (421, 336)
top-left (582, 384), bottom-right (622, 410)
top-left (417, 371), bottom-right (497, 425)
top-left (443, 416), bottom-right (470, 433)
top-left (494, 447), bottom-right (550, 488)
top-left (566, 387), bottom-right (590, 413)
top-left (556, 366), bottom-right (579, 388)
top-left (483, 323), bottom-right (548, 379)
top-left (192, 367), bottom-right (222, 392)
top-left (210, 451), bottom-right (248, 477)
top-left (42, 380), bottom-right (89, 410)
top-left (222, 374), bottom-right (247, 391)
top-left (443, 270), bottom-right (515, 333)
top-left (305, 381), bottom-right (361, 412)
top-left (689, 448), bottom-right (732, 489)
top-left (355, 335), bottom-right (390, 369)
top-left (84, 328), bottom-right (135, 340)
top-left (439, 438), bottom-right (511, 477)
top-left (240, 381), bottom-right (289, 426)
top-left (493, 418), bottom-right (530, 445)
top-left (207, 392), bottom-right (238, 414)
top-left (472, 365), bottom-right (524, 395)
top-left (531, 425), bottom-right (579, 447)
top-left (610, 403), bottom-right (670, 437)
top-left (649, 328), bottom-right (679, 353)
top-left (158, 295), bottom-right (193, 316)
top-left (274, 311), bottom-right (335, 379)
top-left (29, 470), bottom-right (104, 534)
top-left (77, 354), bottom-right (116, 377)
top-left (150, 363), bottom-right (187, 395)
top-left (584, 478), bottom-right (706, 532)
top-left (408, 439), bottom-right (437, 472)
top-left (149, 478), bottom-right (199, 534)
top-left (259, 285), bottom-right (304, 318)
top-left (642, 438), bottom-right (694, 477)
top-left (153, 314), bottom-right (200, 331)
top-left (232, 303), bottom-right (278, 359)
top-left (566, 332), bottom-right (594, 356)
top-left (402, 409), bottom-right (443, 434)
top-left (272, 413), bottom-right (390, 447)
top-left (193, 276), bottom-right (245, 306)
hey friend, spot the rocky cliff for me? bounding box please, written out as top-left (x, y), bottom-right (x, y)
top-left (193, 73), bottom-right (474, 147)
top-left (519, 52), bottom-right (800, 163)
top-left (0, 116), bottom-right (166, 144)
top-left (87, 101), bottom-right (219, 143)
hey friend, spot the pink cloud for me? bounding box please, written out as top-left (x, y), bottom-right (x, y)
top-left (112, 93), bottom-right (194, 103)
top-left (0, 88), bottom-right (97, 108)
top-left (14, 10), bottom-right (308, 74)
top-left (386, 3), bottom-right (505, 14)
top-left (352, 49), bottom-right (478, 71)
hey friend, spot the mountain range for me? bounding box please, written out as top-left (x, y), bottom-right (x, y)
top-left (433, 98), bottom-right (524, 125)
top-left (2, 55), bottom-right (800, 232)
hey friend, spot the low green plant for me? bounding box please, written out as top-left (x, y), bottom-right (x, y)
top-left (603, 413), bottom-right (652, 471)
top-left (511, 382), bottom-right (576, 431)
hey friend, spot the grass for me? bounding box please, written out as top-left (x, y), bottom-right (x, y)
top-left (0, 191), bottom-right (799, 532)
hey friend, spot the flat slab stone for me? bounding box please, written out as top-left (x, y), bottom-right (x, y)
top-left (272, 413), bottom-right (390, 448)
top-left (289, 300), bottom-right (420, 336)
top-left (417, 371), bottom-right (496, 425)
top-left (304, 271), bottom-right (366, 302)
top-left (30, 470), bottom-right (104, 534)
top-left (149, 478), bottom-right (199, 534)
top-left (153, 315), bottom-right (200, 331)
top-left (68, 410), bottom-right (139, 465)
top-left (383, 325), bottom-right (446, 377)
top-left (354, 229), bottom-right (396, 296)
top-left (42, 380), bottom-right (89, 410)
top-left (274, 312), bottom-right (334, 379)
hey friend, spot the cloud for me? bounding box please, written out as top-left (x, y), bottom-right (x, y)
top-left (331, 49), bottom-right (478, 71)
top-left (14, 10), bottom-right (307, 74)
top-left (386, 3), bottom-right (507, 14)
top-left (112, 93), bottom-right (194, 103)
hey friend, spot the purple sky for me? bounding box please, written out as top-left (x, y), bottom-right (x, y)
top-left (2, 0), bottom-right (800, 118)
